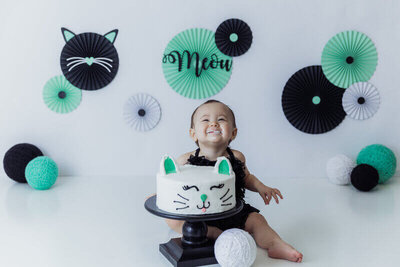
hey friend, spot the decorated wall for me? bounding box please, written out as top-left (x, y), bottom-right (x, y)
top-left (0, 0), bottom-right (399, 179)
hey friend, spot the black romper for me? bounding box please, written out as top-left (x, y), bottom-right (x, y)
top-left (187, 147), bottom-right (260, 230)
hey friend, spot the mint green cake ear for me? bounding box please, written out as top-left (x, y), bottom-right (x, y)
top-left (104, 29), bottom-right (118, 44)
top-left (218, 158), bottom-right (231, 175)
top-left (164, 157), bottom-right (177, 174)
top-left (61, 27), bottom-right (75, 42)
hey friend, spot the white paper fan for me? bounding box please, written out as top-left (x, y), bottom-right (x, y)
top-left (342, 82), bottom-right (380, 120)
top-left (123, 93), bottom-right (161, 131)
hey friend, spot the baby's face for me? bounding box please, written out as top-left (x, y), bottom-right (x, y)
top-left (191, 102), bottom-right (237, 147)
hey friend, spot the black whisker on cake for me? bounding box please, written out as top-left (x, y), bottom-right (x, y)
top-left (222, 195), bottom-right (233, 203)
top-left (173, 200), bottom-right (187, 205)
top-left (221, 203), bottom-right (232, 206)
top-left (176, 206), bottom-right (189, 210)
top-left (220, 188), bottom-right (230, 200)
top-left (177, 194), bottom-right (189, 201)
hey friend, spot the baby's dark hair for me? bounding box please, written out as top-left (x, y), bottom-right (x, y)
top-left (190, 99), bottom-right (237, 128)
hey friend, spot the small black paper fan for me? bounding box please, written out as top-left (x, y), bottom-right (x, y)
top-left (215, 18), bottom-right (253, 57)
top-left (60, 28), bottom-right (119, 91)
top-left (282, 65), bottom-right (346, 134)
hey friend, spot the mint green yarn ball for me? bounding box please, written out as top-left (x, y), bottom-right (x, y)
top-left (25, 156), bottom-right (58, 190)
top-left (357, 144), bottom-right (397, 184)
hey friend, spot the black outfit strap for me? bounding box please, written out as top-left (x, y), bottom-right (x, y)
top-left (226, 147), bottom-right (235, 159)
top-left (194, 148), bottom-right (200, 157)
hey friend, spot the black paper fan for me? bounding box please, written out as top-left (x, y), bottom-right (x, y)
top-left (60, 28), bottom-right (119, 91)
top-left (215, 18), bottom-right (253, 57)
top-left (282, 65), bottom-right (346, 134)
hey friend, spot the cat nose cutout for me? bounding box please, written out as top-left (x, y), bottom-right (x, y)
top-left (201, 194), bottom-right (207, 202)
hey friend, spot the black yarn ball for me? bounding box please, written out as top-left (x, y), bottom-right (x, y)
top-left (3, 143), bottom-right (43, 183)
top-left (351, 164), bottom-right (379, 192)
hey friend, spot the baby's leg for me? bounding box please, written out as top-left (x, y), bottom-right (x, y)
top-left (165, 219), bottom-right (222, 240)
top-left (244, 213), bottom-right (303, 263)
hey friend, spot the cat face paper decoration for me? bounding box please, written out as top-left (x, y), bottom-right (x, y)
top-left (60, 28), bottom-right (119, 91)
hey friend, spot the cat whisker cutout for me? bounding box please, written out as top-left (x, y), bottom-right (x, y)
top-left (94, 59), bottom-right (113, 68)
top-left (177, 193), bottom-right (189, 201)
top-left (221, 203), bottom-right (232, 206)
top-left (68, 61), bottom-right (86, 71)
top-left (93, 60), bottom-right (112, 72)
top-left (176, 206), bottom-right (189, 210)
top-left (220, 188), bottom-right (230, 200)
top-left (173, 200), bottom-right (187, 205)
top-left (67, 59), bottom-right (86, 67)
top-left (66, 57), bottom-right (85, 61)
top-left (95, 57), bottom-right (113, 62)
top-left (222, 195), bottom-right (233, 203)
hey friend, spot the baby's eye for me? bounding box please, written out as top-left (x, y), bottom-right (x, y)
top-left (218, 118), bottom-right (226, 121)
top-left (202, 119), bottom-right (209, 122)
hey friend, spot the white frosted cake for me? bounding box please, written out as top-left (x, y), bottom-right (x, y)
top-left (156, 155), bottom-right (236, 215)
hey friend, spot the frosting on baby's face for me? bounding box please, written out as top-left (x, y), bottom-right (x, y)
top-left (190, 102), bottom-right (237, 147)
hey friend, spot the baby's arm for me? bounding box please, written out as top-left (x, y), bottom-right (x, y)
top-left (232, 149), bottom-right (283, 205)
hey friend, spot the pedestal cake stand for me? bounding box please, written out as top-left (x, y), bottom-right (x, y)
top-left (144, 195), bottom-right (243, 266)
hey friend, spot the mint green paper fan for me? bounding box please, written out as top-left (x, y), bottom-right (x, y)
top-left (43, 75), bottom-right (82, 113)
top-left (321, 31), bottom-right (378, 88)
top-left (162, 28), bottom-right (233, 99)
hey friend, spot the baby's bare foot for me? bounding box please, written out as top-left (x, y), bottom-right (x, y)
top-left (267, 239), bottom-right (303, 263)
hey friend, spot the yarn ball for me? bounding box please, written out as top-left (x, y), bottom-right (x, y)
top-left (351, 164), bottom-right (379, 192)
top-left (214, 228), bottom-right (256, 267)
top-left (326, 154), bottom-right (356, 185)
top-left (357, 144), bottom-right (397, 183)
top-left (25, 156), bottom-right (58, 190)
top-left (3, 143), bottom-right (43, 183)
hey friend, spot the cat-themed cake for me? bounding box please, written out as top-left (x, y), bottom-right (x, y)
top-left (156, 155), bottom-right (236, 215)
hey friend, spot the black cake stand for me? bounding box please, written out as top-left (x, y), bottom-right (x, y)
top-left (144, 195), bottom-right (243, 267)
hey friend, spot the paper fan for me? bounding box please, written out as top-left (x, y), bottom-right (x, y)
top-left (60, 28), bottom-right (119, 91)
top-left (215, 18), bottom-right (253, 57)
top-left (43, 75), bottom-right (82, 113)
top-left (162, 28), bottom-right (233, 99)
top-left (123, 93), bottom-right (161, 131)
top-left (321, 30), bottom-right (378, 88)
top-left (342, 82), bottom-right (380, 120)
top-left (282, 65), bottom-right (346, 134)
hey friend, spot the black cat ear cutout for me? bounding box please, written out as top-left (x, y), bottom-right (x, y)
top-left (104, 29), bottom-right (118, 44)
top-left (61, 27), bottom-right (76, 42)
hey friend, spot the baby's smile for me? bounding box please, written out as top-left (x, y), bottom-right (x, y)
top-left (207, 129), bottom-right (222, 135)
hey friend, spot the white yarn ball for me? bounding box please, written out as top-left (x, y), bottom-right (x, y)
top-left (326, 154), bottom-right (356, 185)
top-left (214, 228), bottom-right (257, 267)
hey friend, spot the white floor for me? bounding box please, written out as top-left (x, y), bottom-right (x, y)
top-left (0, 175), bottom-right (399, 267)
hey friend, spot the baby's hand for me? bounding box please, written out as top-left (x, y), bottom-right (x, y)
top-left (257, 185), bottom-right (283, 205)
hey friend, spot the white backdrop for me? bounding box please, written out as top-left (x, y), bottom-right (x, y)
top-left (0, 0), bottom-right (399, 180)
